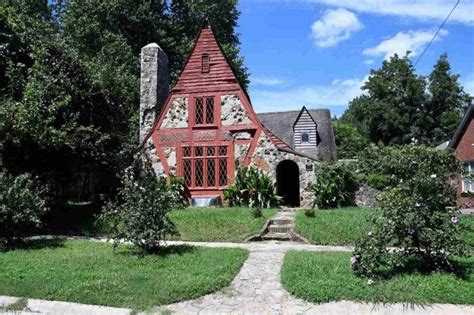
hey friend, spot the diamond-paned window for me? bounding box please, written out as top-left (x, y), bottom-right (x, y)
top-left (194, 97), bottom-right (215, 126)
top-left (181, 145), bottom-right (229, 189)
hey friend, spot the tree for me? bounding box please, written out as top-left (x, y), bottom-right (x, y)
top-left (417, 53), bottom-right (472, 145)
top-left (341, 53), bottom-right (426, 145)
top-left (332, 120), bottom-right (369, 159)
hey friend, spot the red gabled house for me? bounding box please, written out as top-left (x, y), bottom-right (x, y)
top-left (139, 23), bottom-right (335, 207)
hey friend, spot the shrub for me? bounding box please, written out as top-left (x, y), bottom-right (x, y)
top-left (223, 167), bottom-right (280, 208)
top-left (250, 207), bottom-right (262, 218)
top-left (304, 208), bottom-right (315, 217)
top-left (0, 172), bottom-right (46, 248)
top-left (356, 145), bottom-right (460, 190)
top-left (100, 163), bottom-right (181, 253)
top-left (311, 162), bottom-right (358, 209)
top-left (352, 153), bottom-right (468, 280)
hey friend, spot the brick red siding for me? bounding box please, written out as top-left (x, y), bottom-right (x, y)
top-left (454, 117), bottom-right (474, 207)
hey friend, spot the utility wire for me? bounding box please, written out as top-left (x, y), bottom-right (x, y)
top-left (414, 0), bottom-right (460, 66)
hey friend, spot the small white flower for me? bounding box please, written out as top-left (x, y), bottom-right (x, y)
top-left (430, 174), bottom-right (437, 178)
top-left (451, 216), bottom-right (459, 224)
top-left (415, 202), bottom-right (420, 207)
top-left (368, 231), bottom-right (373, 236)
top-left (367, 279), bottom-right (374, 285)
top-left (399, 179), bottom-right (403, 183)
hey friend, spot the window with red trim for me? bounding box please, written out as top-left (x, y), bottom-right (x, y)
top-left (194, 97), bottom-right (215, 126)
top-left (181, 145), bottom-right (228, 188)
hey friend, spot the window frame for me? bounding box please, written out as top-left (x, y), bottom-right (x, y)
top-left (192, 96), bottom-right (217, 127)
top-left (462, 161), bottom-right (474, 193)
top-left (301, 132), bottom-right (310, 143)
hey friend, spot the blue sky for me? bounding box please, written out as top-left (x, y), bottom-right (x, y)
top-left (237, 0), bottom-right (474, 116)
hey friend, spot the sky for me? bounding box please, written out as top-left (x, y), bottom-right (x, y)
top-left (237, 0), bottom-right (474, 116)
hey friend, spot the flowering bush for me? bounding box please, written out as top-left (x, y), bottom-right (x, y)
top-left (0, 172), bottom-right (46, 248)
top-left (311, 162), bottom-right (358, 209)
top-left (224, 167), bottom-right (280, 208)
top-left (352, 152), bottom-right (468, 279)
top-left (100, 162), bottom-right (181, 253)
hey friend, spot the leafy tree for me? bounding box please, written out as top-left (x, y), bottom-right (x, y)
top-left (332, 120), bottom-right (368, 159)
top-left (342, 53), bottom-right (426, 145)
top-left (417, 53), bottom-right (472, 145)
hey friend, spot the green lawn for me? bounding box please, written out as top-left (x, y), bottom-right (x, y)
top-left (168, 207), bottom-right (276, 242)
top-left (295, 207), bottom-right (372, 245)
top-left (0, 240), bottom-right (248, 310)
top-left (281, 251), bottom-right (474, 305)
top-left (295, 207), bottom-right (474, 247)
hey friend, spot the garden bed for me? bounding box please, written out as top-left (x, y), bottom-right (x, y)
top-left (281, 251), bottom-right (474, 305)
top-left (0, 240), bottom-right (248, 310)
top-left (168, 207), bottom-right (276, 242)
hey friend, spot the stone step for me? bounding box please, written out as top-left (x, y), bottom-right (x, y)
top-left (268, 225), bottom-right (293, 233)
top-left (261, 232), bottom-right (292, 241)
top-left (271, 219), bottom-right (293, 225)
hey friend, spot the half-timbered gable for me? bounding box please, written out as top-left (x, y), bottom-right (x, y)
top-left (140, 23), bottom-right (335, 207)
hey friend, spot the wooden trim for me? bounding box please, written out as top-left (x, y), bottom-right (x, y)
top-left (243, 129), bottom-right (261, 166)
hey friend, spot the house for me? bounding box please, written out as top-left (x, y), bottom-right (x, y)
top-left (448, 104), bottom-right (474, 208)
top-left (139, 23), bottom-right (335, 207)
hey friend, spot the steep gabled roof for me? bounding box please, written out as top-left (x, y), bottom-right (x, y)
top-left (292, 106), bottom-right (317, 129)
top-left (448, 104), bottom-right (474, 149)
top-left (172, 23), bottom-right (248, 98)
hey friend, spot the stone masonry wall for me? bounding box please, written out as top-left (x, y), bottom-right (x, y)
top-left (248, 132), bottom-right (317, 207)
top-left (221, 95), bottom-right (253, 126)
top-left (161, 98), bottom-right (188, 129)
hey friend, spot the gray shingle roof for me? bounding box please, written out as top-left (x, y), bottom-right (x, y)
top-left (257, 108), bottom-right (336, 161)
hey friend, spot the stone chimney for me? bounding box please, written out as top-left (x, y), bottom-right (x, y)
top-left (140, 43), bottom-right (169, 142)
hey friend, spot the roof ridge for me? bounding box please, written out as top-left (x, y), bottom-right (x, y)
top-left (257, 108), bottom-right (329, 115)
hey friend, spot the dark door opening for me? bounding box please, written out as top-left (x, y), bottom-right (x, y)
top-left (276, 160), bottom-right (300, 207)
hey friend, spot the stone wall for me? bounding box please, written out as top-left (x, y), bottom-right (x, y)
top-left (221, 95), bottom-right (253, 126)
top-left (355, 183), bottom-right (379, 209)
top-left (248, 131), bottom-right (317, 207)
top-left (163, 147), bottom-right (177, 174)
top-left (144, 138), bottom-right (166, 178)
top-left (161, 97), bottom-right (188, 129)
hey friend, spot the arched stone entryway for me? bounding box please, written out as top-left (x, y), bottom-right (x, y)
top-left (276, 160), bottom-right (300, 207)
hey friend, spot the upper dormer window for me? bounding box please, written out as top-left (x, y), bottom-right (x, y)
top-left (301, 132), bottom-right (309, 143)
top-left (201, 53), bottom-right (210, 73)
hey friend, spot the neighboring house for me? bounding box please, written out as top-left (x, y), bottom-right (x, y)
top-left (448, 104), bottom-right (474, 208)
top-left (139, 23), bottom-right (335, 207)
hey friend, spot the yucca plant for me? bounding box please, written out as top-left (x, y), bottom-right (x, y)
top-left (224, 167), bottom-right (280, 208)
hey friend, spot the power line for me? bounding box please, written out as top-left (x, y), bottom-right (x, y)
top-left (414, 0), bottom-right (460, 66)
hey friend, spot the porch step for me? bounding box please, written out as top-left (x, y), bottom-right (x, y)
top-left (261, 232), bottom-right (292, 241)
top-left (268, 224), bottom-right (293, 233)
top-left (271, 219), bottom-right (292, 225)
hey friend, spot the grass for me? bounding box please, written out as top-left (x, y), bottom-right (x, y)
top-left (168, 207), bottom-right (276, 242)
top-left (295, 207), bottom-right (474, 247)
top-left (295, 207), bottom-right (372, 245)
top-left (281, 251), bottom-right (474, 305)
top-left (0, 239), bottom-right (248, 310)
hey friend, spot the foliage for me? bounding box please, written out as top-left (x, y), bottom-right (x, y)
top-left (251, 207), bottom-right (262, 218)
top-left (168, 207), bottom-right (276, 242)
top-left (352, 168), bottom-right (469, 279)
top-left (0, 172), bottom-right (46, 248)
top-left (304, 208), bottom-right (315, 218)
top-left (332, 120), bottom-right (369, 159)
top-left (356, 145), bottom-right (461, 190)
top-left (0, 240), bottom-right (248, 309)
top-left (1, 1), bottom-right (247, 204)
top-left (100, 163), bottom-right (182, 253)
top-left (311, 162), bottom-right (358, 209)
top-left (223, 167), bottom-right (280, 208)
top-left (282, 251), bottom-right (474, 305)
top-left (341, 53), bottom-right (471, 146)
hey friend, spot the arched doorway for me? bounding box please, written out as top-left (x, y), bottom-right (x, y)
top-left (276, 160), bottom-right (300, 207)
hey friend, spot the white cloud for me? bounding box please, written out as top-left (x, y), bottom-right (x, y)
top-left (363, 59), bottom-right (374, 65)
top-left (306, 0), bottom-right (474, 25)
top-left (250, 75), bottom-right (368, 114)
top-left (251, 76), bottom-right (286, 87)
top-left (363, 29), bottom-right (448, 60)
top-left (462, 73), bottom-right (474, 95)
top-left (311, 8), bottom-right (363, 47)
